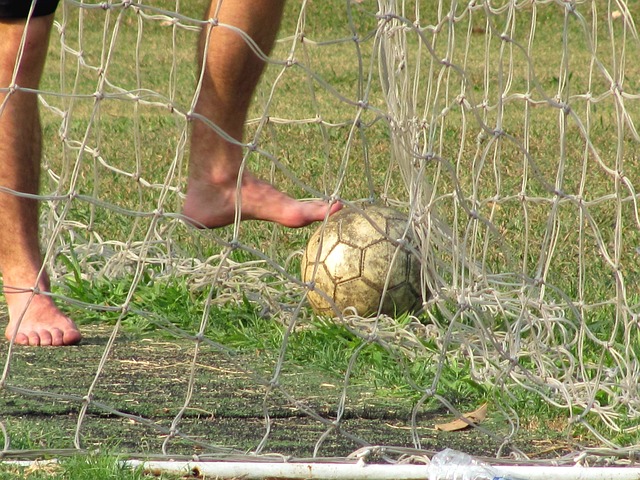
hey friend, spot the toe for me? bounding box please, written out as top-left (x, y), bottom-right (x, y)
top-left (11, 332), bottom-right (30, 346)
top-left (27, 331), bottom-right (41, 346)
top-left (50, 328), bottom-right (65, 346)
top-left (63, 328), bottom-right (82, 346)
top-left (37, 329), bottom-right (53, 346)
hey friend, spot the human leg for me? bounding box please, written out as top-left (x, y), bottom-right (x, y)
top-left (183, 0), bottom-right (341, 229)
top-left (0, 14), bottom-right (81, 346)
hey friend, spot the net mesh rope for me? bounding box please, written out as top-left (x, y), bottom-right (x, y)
top-left (0, 0), bottom-right (639, 466)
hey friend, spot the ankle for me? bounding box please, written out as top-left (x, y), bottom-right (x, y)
top-left (188, 159), bottom-right (255, 190)
top-left (2, 273), bottom-right (51, 294)
top-left (189, 134), bottom-right (244, 187)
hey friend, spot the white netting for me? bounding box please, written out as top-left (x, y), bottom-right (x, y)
top-left (1, 0), bottom-right (640, 468)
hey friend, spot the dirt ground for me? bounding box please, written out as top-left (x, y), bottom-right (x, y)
top-left (0, 324), bottom-right (567, 462)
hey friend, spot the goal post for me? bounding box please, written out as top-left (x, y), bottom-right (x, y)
top-left (1, 0), bottom-right (640, 475)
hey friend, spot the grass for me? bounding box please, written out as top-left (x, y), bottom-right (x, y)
top-left (2, 0), bottom-right (640, 475)
top-left (55, 264), bottom-right (486, 408)
top-left (0, 455), bottom-right (175, 480)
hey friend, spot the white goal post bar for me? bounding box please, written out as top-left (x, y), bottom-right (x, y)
top-left (5, 459), bottom-right (640, 479)
top-left (121, 460), bottom-right (640, 480)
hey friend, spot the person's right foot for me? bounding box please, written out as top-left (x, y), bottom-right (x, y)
top-left (5, 290), bottom-right (81, 346)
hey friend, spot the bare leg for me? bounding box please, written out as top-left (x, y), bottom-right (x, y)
top-left (0, 15), bottom-right (81, 346)
top-left (183, 0), bottom-right (341, 229)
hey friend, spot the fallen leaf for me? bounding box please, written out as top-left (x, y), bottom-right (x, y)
top-left (435, 403), bottom-right (488, 432)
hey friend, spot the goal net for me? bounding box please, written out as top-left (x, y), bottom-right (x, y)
top-left (1, 0), bottom-right (639, 471)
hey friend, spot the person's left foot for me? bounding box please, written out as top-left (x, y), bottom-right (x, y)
top-left (183, 172), bottom-right (342, 228)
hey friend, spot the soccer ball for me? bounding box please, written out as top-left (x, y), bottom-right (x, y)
top-left (301, 204), bottom-right (422, 317)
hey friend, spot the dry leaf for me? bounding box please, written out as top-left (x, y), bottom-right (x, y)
top-left (25, 461), bottom-right (62, 477)
top-left (435, 403), bottom-right (488, 432)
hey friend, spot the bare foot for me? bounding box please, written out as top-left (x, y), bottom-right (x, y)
top-left (183, 172), bottom-right (342, 228)
top-left (4, 290), bottom-right (81, 346)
